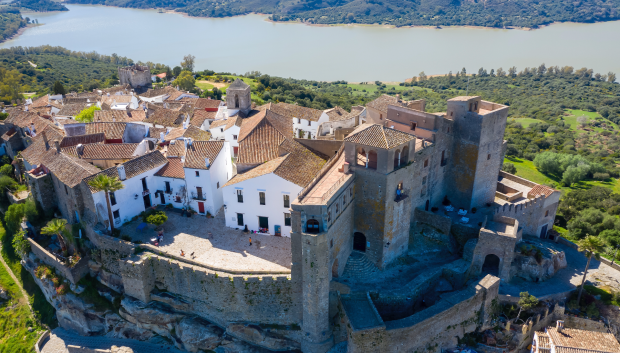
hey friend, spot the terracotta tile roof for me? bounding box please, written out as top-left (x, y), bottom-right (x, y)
top-left (190, 110), bottom-right (216, 128)
top-left (103, 84), bottom-right (132, 94)
top-left (236, 109), bottom-right (294, 165)
top-left (147, 127), bottom-right (167, 139)
top-left (62, 143), bottom-right (138, 160)
top-left (0, 128), bottom-right (17, 142)
top-left (528, 184), bottom-right (556, 198)
top-left (85, 122), bottom-right (127, 140)
top-left (184, 141), bottom-right (225, 170)
top-left (184, 125), bottom-right (211, 141)
top-left (209, 119), bottom-right (228, 129)
top-left (101, 95), bottom-right (133, 106)
top-left (21, 126), bottom-right (64, 166)
top-left (165, 140), bottom-right (186, 157)
top-left (179, 98), bottom-right (222, 109)
top-left (139, 86), bottom-right (179, 99)
top-left (223, 156), bottom-right (286, 187)
top-left (345, 124), bottom-right (414, 149)
top-left (56, 118), bottom-right (81, 126)
top-left (225, 114), bottom-right (244, 131)
top-left (270, 102), bottom-right (324, 122)
top-left (29, 106), bottom-right (52, 116)
top-left (126, 109), bottom-right (147, 122)
top-left (325, 106), bottom-right (355, 122)
top-left (165, 90), bottom-right (187, 101)
top-left (93, 110), bottom-right (130, 123)
top-left (30, 95), bottom-right (49, 108)
top-left (57, 103), bottom-right (89, 117)
top-left (59, 133), bottom-right (106, 148)
top-left (547, 327), bottom-right (620, 353)
top-left (145, 108), bottom-right (186, 127)
top-left (367, 94), bottom-right (399, 113)
top-left (64, 97), bottom-right (95, 105)
top-left (3, 111), bottom-right (61, 138)
top-left (151, 102), bottom-right (186, 111)
top-left (154, 157), bottom-right (185, 179)
top-left (163, 127), bottom-right (187, 141)
top-left (41, 150), bottom-right (101, 187)
top-left (84, 151), bottom-right (168, 193)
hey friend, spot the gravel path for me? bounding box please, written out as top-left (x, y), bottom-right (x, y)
top-left (41, 328), bottom-right (185, 353)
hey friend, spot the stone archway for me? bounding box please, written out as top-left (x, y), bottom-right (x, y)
top-left (482, 254), bottom-right (500, 276)
top-left (353, 232), bottom-right (366, 252)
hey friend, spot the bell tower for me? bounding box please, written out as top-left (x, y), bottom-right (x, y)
top-left (225, 78), bottom-right (251, 116)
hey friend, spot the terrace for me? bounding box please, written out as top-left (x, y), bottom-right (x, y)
top-left (120, 209), bottom-right (292, 274)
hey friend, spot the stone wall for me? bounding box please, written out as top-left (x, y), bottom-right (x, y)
top-left (28, 238), bottom-right (89, 284)
top-left (119, 254), bottom-right (302, 328)
top-left (469, 218), bottom-right (518, 281)
top-left (26, 172), bottom-right (57, 215)
top-left (414, 208), bottom-right (452, 235)
top-left (118, 65), bottom-right (151, 89)
top-left (83, 226), bottom-right (134, 276)
top-left (329, 199), bottom-right (354, 278)
top-left (494, 195), bottom-right (546, 236)
top-left (345, 275), bottom-right (499, 353)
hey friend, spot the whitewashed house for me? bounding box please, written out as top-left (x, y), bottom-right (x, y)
top-left (268, 102), bottom-right (329, 139)
top-left (84, 151), bottom-right (168, 229)
top-left (153, 157), bottom-right (187, 207)
top-left (207, 115), bottom-right (244, 157)
top-left (222, 148), bottom-right (325, 237)
top-left (100, 93), bottom-right (139, 110)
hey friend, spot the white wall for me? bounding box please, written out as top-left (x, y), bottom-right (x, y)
top-left (152, 176), bottom-right (186, 207)
top-left (92, 166), bottom-right (164, 229)
top-left (223, 173), bottom-right (300, 237)
top-left (292, 112), bottom-right (329, 139)
top-left (209, 123), bottom-right (226, 140)
top-left (223, 125), bottom-right (240, 151)
top-left (138, 94), bottom-right (169, 103)
top-left (184, 143), bottom-right (232, 215)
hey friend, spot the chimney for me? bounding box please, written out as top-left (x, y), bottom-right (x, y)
top-left (557, 320), bottom-right (564, 333)
top-left (76, 144), bottom-right (84, 158)
top-left (54, 140), bottom-right (60, 153)
top-left (113, 118), bottom-right (116, 122)
top-left (205, 158), bottom-right (210, 168)
top-left (343, 162), bottom-right (350, 173)
top-left (117, 165), bottom-right (126, 181)
top-left (42, 131), bottom-right (49, 151)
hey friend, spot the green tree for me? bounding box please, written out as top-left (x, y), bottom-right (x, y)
top-left (75, 105), bottom-right (101, 123)
top-left (146, 211), bottom-right (167, 228)
top-left (4, 203), bottom-right (25, 236)
top-left (52, 80), bottom-right (65, 95)
top-left (12, 229), bottom-right (30, 258)
top-left (181, 54), bottom-right (195, 73)
top-left (562, 164), bottom-right (588, 186)
top-left (165, 66), bottom-right (172, 81)
top-left (502, 163), bottom-right (517, 174)
top-left (88, 174), bottom-right (124, 231)
top-left (173, 66), bottom-right (182, 77)
top-left (608, 72), bottom-right (617, 83)
top-left (41, 218), bottom-right (68, 252)
top-left (0, 164), bottom-right (13, 177)
top-left (533, 151), bottom-right (561, 176)
top-left (515, 292), bottom-right (538, 322)
top-left (173, 70), bottom-right (196, 91)
top-left (0, 69), bottom-right (23, 102)
top-left (576, 236), bottom-right (605, 305)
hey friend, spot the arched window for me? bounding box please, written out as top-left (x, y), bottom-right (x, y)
top-left (400, 145), bottom-right (409, 166)
top-left (234, 94), bottom-right (239, 108)
top-left (367, 150), bottom-right (378, 169)
top-left (394, 149), bottom-right (401, 168)
top-left (306, 219), bottom-right (319, 233)
top-left (357, 147), bottom-right (367, 167)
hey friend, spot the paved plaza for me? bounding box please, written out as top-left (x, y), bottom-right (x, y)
top-left (120, 209), bottom-right (292, 274)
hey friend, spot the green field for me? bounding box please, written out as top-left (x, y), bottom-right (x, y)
top-left (195, 81), bottom-right (214, 90)
top-left (504, 156), bottom-right (620, 193)
top-left (563, 109), bottom-right (618, 132)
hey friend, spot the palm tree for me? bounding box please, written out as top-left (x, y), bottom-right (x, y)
top-left (88, 174), bottom-right (125, 231)
top-left (576, 235), bottom-right (605, 305)
top-left (42, 218), bottom-right (68, 252)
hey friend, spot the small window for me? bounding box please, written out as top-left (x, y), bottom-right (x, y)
top-left (233, 135), bottom-right (238, 140)
top-left (335, 203), bottom-right (339, 214)
top-left (545, 210), bottom-right (549, 217)
top-left (487, 154), bottom-right (491, 160)
top-left (164, 181), bottom-right (171, 193)
top-left (328, 208), bottom-right (331, 222)
top-left (237, 190), bottom-right (243, 203)
top-left (308, 121), bottom-right (311, 126)
top-left (410, 122), bottom-right (417, 131)
top-left (330, 239), bottom-right (333, 248)
top-left (113, 210), bottom-right (120, 219)
top-left (350, 188), bottom-right (352, 197)
top-left (110, 192), bottom-right (117, 206)
top-left (220, 128), bottom-right (224, 132)
top-left (217, 182), bottom-right (220, 189)
top-left (380, 114), bottom-right (383, 120)
top-left (259, 192), bottom-right (266, 205)
top-left (237, 213), bottom-right (244, 226)
top-left (424, 159), bottom-right (429, 168)
top-left (284, 213), bottom-right (291, 226)
top-left (447, 127), bottom-right (450, 133)
top-left (343, 194), bottom-right (347, 205)
top-left (450, 111), bottom-right (453, 117)
top-left (283, 194), bottom-right (290, 208)
top-left (195, 171), bottom-right (200, 177)
top-left (422, 176), bottom-right (427, 185)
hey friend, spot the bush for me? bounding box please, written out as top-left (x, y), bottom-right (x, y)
top-left (12, 230), bottom-right (29, 258)
top-left (55, 284), bottom-right (69, 295)
top-left (146, 211), bottom-right (167, 227)
top-left (585, 303), bottom-right (599, 317)
top-left (593, 172), bottom-right (610, 180)
top-left (34, 265), bottom-right (53, 279)
top-left (0, 164), bottom-right (12, 177)
top-left (502, 162), bottom-right (517, 174)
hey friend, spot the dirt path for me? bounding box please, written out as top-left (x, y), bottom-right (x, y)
top-left (0, 245), bottom-right (32, 311)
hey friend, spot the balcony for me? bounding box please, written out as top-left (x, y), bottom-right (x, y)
top-left (191, 191), bottom-right (206, 201)
top-left (164, 188), bottom-right (173, 194)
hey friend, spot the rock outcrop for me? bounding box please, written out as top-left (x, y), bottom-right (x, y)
top-left (511, 248), bottom-right (567, 282)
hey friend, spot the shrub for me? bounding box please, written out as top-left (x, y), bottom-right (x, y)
top-left (68, 253), bottom-right (81, 268)
top-left (56, 284), bottom-right (69, 295)
top-left (146, 211), bottom-right (167, 227)
top-left (585, 303), bottom-right (599, 317)
top-left (12, 229), bottom-right (30, 258)
top-left (35, 265), bottom-right (53, 279)
top-left (0, 164), bottom-right (13, 176)
top-left (502, 162), bottom-right (517, 174)
top-left (593, 172), bottom-right (610, 180)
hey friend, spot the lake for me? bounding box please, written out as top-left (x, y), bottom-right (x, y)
top-left (3, 4), bottom-right (620, 82)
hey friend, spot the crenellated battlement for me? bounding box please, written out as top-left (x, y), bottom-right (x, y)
top-left (494, 194), bottom-right (545, 216)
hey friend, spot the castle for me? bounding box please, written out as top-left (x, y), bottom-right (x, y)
top-left (1, 84), bottom-right (563, 353)
top-left (118, 65), bottom-right (152, 89)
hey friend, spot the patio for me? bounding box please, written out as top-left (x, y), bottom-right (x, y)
top-left (119, 209), bottom-right (292, 274)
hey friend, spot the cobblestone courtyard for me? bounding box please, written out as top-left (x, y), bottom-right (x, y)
top-left (120, 209), bottom-right (292, 274)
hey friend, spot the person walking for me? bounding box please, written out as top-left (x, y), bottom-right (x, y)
top-left (249, 237), bottom-right (252, 246)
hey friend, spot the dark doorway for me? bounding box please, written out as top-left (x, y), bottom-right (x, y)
top-left (160, 192), bottom-right (165, 204)
top-left (235, 95), bottom-right (239, 108)
top-left (143, 194), bottom-right (151, 209)
top-left (306, 219), bottom-right (319, 233)
top-left (165, 181), bottom-right (171, 193)
top-left (482, 254), bottom-right (500, 276)
top-left (237, 213), bottom-right (244, 226)
top-left (540, 224), bottom-right (548, 238)
top-left (425, 200), bottom-right (430, 211)
top-left (353, 232), bottom-right (366, 252)
top-left (259, 216), bottom-right (269, 230)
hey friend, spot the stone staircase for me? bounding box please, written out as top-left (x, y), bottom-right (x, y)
top-left (341, 251), bottom-right (380, 281)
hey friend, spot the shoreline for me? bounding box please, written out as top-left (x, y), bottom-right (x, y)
top-left (1, 23), bottom-right (41, 44)
top-left (60, 3), bottom-right (618, 31)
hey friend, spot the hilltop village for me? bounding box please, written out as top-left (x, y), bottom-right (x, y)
top-left (1, 65), bottom-right (619, 353)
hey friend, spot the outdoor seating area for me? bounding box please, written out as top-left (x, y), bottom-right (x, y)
top-left (120, 209), bottom-right (292, 273)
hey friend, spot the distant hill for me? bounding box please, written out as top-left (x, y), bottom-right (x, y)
top-left (12, 0), bottom-right (68, 12)
top-left (66, 0), bottom-right (620, 28)
top-left (0, 7), bottom-right (26, 43)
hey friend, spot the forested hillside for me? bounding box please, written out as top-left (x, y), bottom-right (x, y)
top-left (0, 8), bottom-right (26, 43)
top-left (12, 0), bottom-right (69, 12)
top-left (66, 0), bottom-right (620, 28)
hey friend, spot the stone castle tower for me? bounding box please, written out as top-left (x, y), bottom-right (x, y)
top-left (226, 78), bottom-right (251, 116)
top-left (118, 65), bottom-right (151, 89)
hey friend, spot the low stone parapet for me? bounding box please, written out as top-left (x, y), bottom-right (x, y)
top-left (27, 238), bottom-right (89, 285)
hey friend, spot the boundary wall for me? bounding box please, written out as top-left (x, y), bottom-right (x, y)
top-left (27, 238), bottom-right (89, 285)
top-left (119, 253), bottom-right (302, 328)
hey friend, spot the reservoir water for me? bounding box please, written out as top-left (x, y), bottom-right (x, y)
top-left (3, 4), bottom-right (620, 82)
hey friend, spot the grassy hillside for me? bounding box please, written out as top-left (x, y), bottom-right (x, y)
top-left (0, 8), bottom-right (25, 43)
top-left (65, 0), bottom-right (620, 28)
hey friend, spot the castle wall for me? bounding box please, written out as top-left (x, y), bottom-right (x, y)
top-left (328, 193), bottom-right (355, 278)
top-left (494, 195), bottom-right (547, 236)
top-left (118, 65), bottom-right (151, 89)
top-left (27, 237), bottom-right (90, 284)
top-left (119, 254), bottom-right (302, 328)
top-left (469, 218), bottom-right (519, 281)
top-left (25, 172), bottom-right (56, 216)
